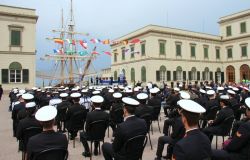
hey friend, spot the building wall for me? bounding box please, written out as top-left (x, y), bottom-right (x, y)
top-left (111, 9), bottom-right (250, 86)
top-left (0, 5), bottom-right (38, 90)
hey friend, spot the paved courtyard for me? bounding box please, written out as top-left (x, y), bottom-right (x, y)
top-left (0, 94), bottom-right (221, 160)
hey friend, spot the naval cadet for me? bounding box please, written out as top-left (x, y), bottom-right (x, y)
top-left (135, 93), bottom-right (153, 118)
top-left (212, 97), bottom-right (250, 160)
top-left (27, 105), bottom-right (68, 160)
top-left (172, 99), bottom-right (211, 160)
top-left (102, 97), bottom-right (147, 160)
top-left (80, 95), bottom-right (109, 157)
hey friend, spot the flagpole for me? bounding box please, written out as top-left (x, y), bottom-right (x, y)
top-left (60, 8), bottom-right (65, 85)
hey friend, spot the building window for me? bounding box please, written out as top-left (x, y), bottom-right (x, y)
top-left (159, 41), bottom-right (166, 55)
top-left (9, 62), bottom-right (22, 83)
top-left (122, 69), bottom-right (126, 77)
top-left (176, 66), bottom-right (182, 81)
top-left (131, 68), bottom-right (135, 82)
top-left (159, 66), bottom-right (166, 81)
top-left (240, 22), bottom-right (246, 33)
top-left (227, 48), bottom-right (233, 58)
top-left (122, 48), bottom-right (125, 60)
top-left (204, 47), bottom-right (209, 59)
top-left (11, 30), bottom-right (21, 46)
top-left (130, 45), bottom-right (135, 58)
top-left (114, 53), bottom-right (117, 62)
top-left (176, 43), bottom-right (182, 56)
top-left (114, 71), bottom-right (118, 80)
top-left (226, 26), bottom-right (232, 37)
top-left (141, 43), bottom-right (146, 56)
top-left (191, 67), bottom-right (196, 80)
top-left (191, 45), bottom-right (196, 57)
top-left (241, 45), bottom-right (247, 57)
top-left (141, 66), bottom-right (146, 82)
top-left (216, 48), bottom-right (220, 59)
top-left (203, 67), bottom-right (209, 81)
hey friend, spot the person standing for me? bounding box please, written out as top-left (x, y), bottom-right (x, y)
top-left (0, 85), bottom-right (3, 101)
top-left (173, 99), bottom-right (211, 160)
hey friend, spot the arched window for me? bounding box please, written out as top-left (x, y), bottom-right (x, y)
top-left (191, 67), bottom-right (196, 80)
top-left (141, 66), bottom-right (146, 82)
top-left (226, 65), bottom-right (235, 82)
top-left (176, 66), bottom-right (182, 81)
top-left (114, 71), bottom-right (118, 80)
top-left (204, 67), bottom-right (209, 80)
top-left (131, 68), bottom-right (135, 82)
top-left (9, 62), bottom-right (22, 83)
top-left (240, 64), bottom-right (250, 81)
top-left (122, 69), bottom-right (126, 77)
top-left (159, 66), bottom-right (166, 81)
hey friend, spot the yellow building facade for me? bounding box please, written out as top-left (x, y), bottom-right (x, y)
top-left (111, 9), bottom-right (250, 85)
top-left (0, 5), bottom-right (38, 90)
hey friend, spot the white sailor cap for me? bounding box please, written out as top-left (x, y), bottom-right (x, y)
top-left (137, 86), bottom-right (142, 90)
top-left (199, 89), bottom-right (206, 94)
top-left (227, 90), bottom-right (236, 95)
top-left (232, 87), bottom-right (239, 92)
top-left (65, 87), bottom-right (69, 90)
top-left (113, 92), bottom-right (122, 98)
top-left (89, 86), bottom-right (94, 90)
top-left (119, 86), bottom-right (125, 90)
top-left (60, 93), bottom-right (68, 98)
top-left (19, 89), bottom-right (26, 94)
top-left (50, 99), bottom-right (62, 106)
top-left (174, 87), bottom-right (180, 92)
top-left (122, 97), bottom-right (140, 106)
top-left (92, 90), bottom-right (101, 95)
top-left (205, 86), bottom-right (212, 90)
top-left (147, 83), bottom-right (153, 89)
top-left (243, 87), bottom-right (249, 91)
top-left (22, 93), bottom-right (34, 100)
top-left (245, 98), bottom-right (250, 109)
top-left (113, 86), bottom-right (118, 89)
top-left (37, 89), bottom-right (42, 92)
top-left (179, 84), bottom-right (183, 87)
top-left (81, 89), bottom-right (88, 93)
top-left (32, 87), bottom-right (38, 90)
top-left (125, 89), bottom-right (133, 93)
top-left (207, 90), bottom-right (215, 95)
top-left (44, 86), bottom-right (52, 89)
top-left (220, 95), bottom-right (230, 100)
top-left (154, 87), bottom-right (160, 93)
top-left (180, 91), bottom-right (190, 99)
top-left (91, 95), bottom-right (104, 103)
top-left (13, 89), bottom-right (18, 94)
top-left (134, 87), bottom-right (139, 92)
top-left (150, 88), bottom-right (158, 94)
top-left (108, 89), bottom-right (114, 93)
top-left (25, 102), bottom-right (36, 108)
top-left (137, 93), bottom-right (148, 100)
top-left (217, 87), bottom-right (224, 91)
top-left (35, 105), bottom-right (57, 122)
top-left (71, 88), bottom-right (78, 91)
top-left (228, 86), bottom-right (233, 89)
top-left (16, 93), bottom-right (22, 97)
top-left (70, 92), bottom-right (81, 98)
top-left (177, 99), bottom-right (206, 114)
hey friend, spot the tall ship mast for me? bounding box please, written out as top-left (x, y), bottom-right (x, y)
top-left (38, 0), bottom-right (98, 87)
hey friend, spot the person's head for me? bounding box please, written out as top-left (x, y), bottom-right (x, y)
top-left (91, 95), bottom-right (104, 109)
top-left (219, 95), bottom-right (230, 107)
top-left (35, 105), bottom-right (57, 130)
top-left (60, 93), bottom-right (68, 101)
top-left (137, 93), bottom-right (148, 105)
top-left (177, 99), bottom-right (205, 129)
top-left (113, 92), bottom-right (122, 102)
top-left (70, 92), bottom-right (81, 104)
top-left (206, 90), bottom-right (215, 99)
top-left (22, 93), bottom-right (34, 103)
top-left (25, 102), bottom-right (37, 117)
top-left (122, 97), bottom-right (139, 117)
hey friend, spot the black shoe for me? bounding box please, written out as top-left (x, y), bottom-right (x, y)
top-left (82, 152), bottom-right (91, 157)
top-left (94, 148), bottom-right (98, 156)
top-left (154, 157), bottom-right (161, 160)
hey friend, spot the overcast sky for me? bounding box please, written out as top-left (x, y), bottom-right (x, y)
top-left (1, 0), bottom-right (250, 84)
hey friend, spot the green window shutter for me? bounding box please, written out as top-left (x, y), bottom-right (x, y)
top-left (131, 46), bottom-right (135, 58)
top-left (226, 26), bottom-right (232, 36)
top-left (167, 71), bottom-right (171, 81)
top-left (141, 44), bottom-right (145, 56)
top-left (183, 71), bottom-right (186, 80)
top-left (159, 43), bottom-right (165, 55)
top-left (241, 22), bottom-right (246, 33)
top-left (122, 48), bottom-right (125, 60)
top-left (188, 71), bottom-right (192, 80)
top-left (227, 48), bottom-right (233, 58)
top-left (197, 71), bottom-right (200, 81)
top-left (141, 67), bottom-right (146, 82)
top-left (156, 71), bottom-right (160, 82)
top-left (210, 71), bottom-right (213, 81)
top-left (173, 71), bottom-right (177, 81)
top-left (191, 46), bottom-right (195, 57)
top-left (176, 44), bottom-right (181, 56)
top-left (1, 69), bottom-right (9, 84)
top-left (131, 68), bottom-right (135, 82)
top-left (22, 69), bottom-right (29, 83)
top-left (242, 46), bottom-right (247, 57)
top-left (216, 49), bottom-right (220, 59)
top-left (204, 48), bottom-right (208, 58)
top-left (11, 30), bottom-right (21, 46)
top-left (114, 71), bottom-right (117, 80)
top-left (202, 72), bottom-right (205, 80)
top-left (114, 54), bottom-right (117, 62)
